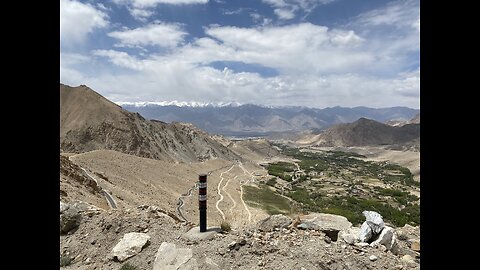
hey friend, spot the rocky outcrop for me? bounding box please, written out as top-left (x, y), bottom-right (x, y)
top-left (153, 242), bottom-right (198, 270)
top-left (60, 203), bottom-right (81, 234)
top-left (257, 214), bottom-right (292, 232)
top-left (297, 213), bottom-right (352, 240)
top-left (112, 232), bottom-right (150, 262)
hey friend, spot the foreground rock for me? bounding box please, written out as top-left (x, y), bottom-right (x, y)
top-left (363, 211), bottom-right (385, 234)
top-left (153, 242), bottom-right (198, 270)
top-left (112, 232), bottom-right (150, 262)
top-left (359, 211), bottom-right (385, 242)
top-left (182, 226), bottom-right (221, 242)
top-left (60, 204), bottom-right (81, 234)
top-left (339, 227), bottom-right (360, 244)
top-left (370, 226), bottom-right (396, 250)
top-left (257, 214), bottom-right (292, 232)
top-left (297, 213), bottom-right (352, 240)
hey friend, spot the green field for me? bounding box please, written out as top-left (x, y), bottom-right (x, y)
top-left (243, 184), bottom-right (292, 215)
top-left (264, 144), bottom-right (420, 227)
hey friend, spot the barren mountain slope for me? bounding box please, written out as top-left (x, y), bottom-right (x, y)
top-left (60, 84), bottom-right (238, 163)
top-left (307, 118), bottom-right (420, 147)
top-left (60, 154), bottom-right (109, 210)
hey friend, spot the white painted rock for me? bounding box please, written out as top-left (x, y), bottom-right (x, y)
top-left (153, 242), bottom-right (198, 270)
top-left (112, 232), bottom-right (150, 262)
top-left (359, 221), bottom-right (373, 242)
top-left (362, 211), bottom-right (385, 234)
top-left (371, 226), bottom-right (396, 250)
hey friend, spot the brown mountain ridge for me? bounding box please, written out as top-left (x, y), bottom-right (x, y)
top-left (304, 117), bottom-right (420, 148)
top-left (60, 84), bottom-right (239, 162)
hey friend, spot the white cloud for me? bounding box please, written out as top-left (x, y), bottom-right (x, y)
top-left (274, 8), bottom-right (295, 20)
top-left (128, 7), bottom-right (154, 22)
top-left (222, 8), bottom-right (251, 15)
top-left (131, 0), bottom-right (208, 7)
top-left (249, 13), bottom-right (273, 26)
top-left (93, 50), bottom-right (145, 70)
top-left (60, 0), bottom-right (108, 46)
top-left (329, 30), bottom-right (364, 47)
top-left (107, 22), bottom-right (187, 48)
top-left (61, 2), bottom-right (419, 109)
top-left (263, 0), bottom-right (336, 19)
top-left (193, 23), bottom-right (368, 74)
top-left (68, 62), bottom-right (418, 108)
top-left (60, 52), bottom-right (90, 85)
top-left (113, 0), bottom-right (209, 20)
top-left (355, 0), bottom-right (419, 29)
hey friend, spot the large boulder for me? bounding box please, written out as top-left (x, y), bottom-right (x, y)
top-left (112, 232), bottom-right (150, 262)
top-left (359, 221), bottom-right (373, 242)
top-left (60, 205), bottom-right (81, 234)
top-left (362, 211), bottom-right (384, 234)
top-left (297, 213), bottom-right (352, 241)
top-left (370, 226), bottom-right (396, 250)
top-left (257, 214), bottom-right (292, 232)
top-left (153, 242), bottom-right (198, 270)
top-left (359, 211), bottom-right (385, 242)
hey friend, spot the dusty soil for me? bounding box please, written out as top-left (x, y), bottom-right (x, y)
top-left (60, 207), bottom-right (420, 270)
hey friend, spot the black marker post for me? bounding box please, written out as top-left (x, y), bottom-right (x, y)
top-left (198, 174), bottom-right (207, 232)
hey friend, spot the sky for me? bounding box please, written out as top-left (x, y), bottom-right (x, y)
top-left (60, 0), bottom-right (420, 109)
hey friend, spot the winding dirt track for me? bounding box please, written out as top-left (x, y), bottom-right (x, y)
top-left (176, 184), bottom-right (196, 223)
top-left (216, 164), bottom-right (235, 220)
top-left (215, 161), bottom-right (253, 224)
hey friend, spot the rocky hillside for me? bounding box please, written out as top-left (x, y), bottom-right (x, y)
top-left (60, 202), bottom-right (420, 269)
top-left (302, 118), bottom-right (420, 148)
top-left (60, 84), bottom-right (239, 163)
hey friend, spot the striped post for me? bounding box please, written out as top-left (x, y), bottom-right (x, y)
top-left (198, 174), bottom-right (207, 232)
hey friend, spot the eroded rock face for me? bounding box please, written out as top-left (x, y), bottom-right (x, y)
top-left (60, 204), bottom-right (81, 234)
top-left (153, 242), bottom-right (198, 270)
top-left (111, 232), bottom-right (150, 262)
top-left (257, 214), bottom-right (292, 232)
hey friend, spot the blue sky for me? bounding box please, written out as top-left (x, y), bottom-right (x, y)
top-left (60, 0), bottom-right (419, 108)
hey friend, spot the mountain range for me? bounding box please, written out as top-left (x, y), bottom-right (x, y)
top-left (121, 103), bottom-right (419, 137)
